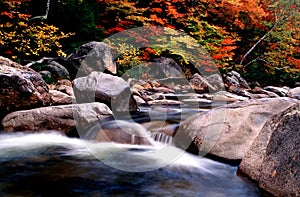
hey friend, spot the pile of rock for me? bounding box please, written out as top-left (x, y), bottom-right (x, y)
top-left (1, 40), bottom-right (299, 196)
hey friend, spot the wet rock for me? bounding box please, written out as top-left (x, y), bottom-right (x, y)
top-left (239, 103), bottom-right (300, 196)
top-left (224, 71), bottom-right (252, 97)
top-left (225, 71), bottom-right (251, 90)
top-left (189, 73), bottom-right (208, 93)
top-left (212, 91), bottom-right (249, 102)
top-left (206, 74), bottom-right (225, 91)
top-left (250, 94), bottom-right (271, 99)
top-left (30, 60), bottom-right (70, 82)
top-left (93, 120), bottom-right (155, 145)
top-left (182, 98), bottom-right (212, 107)
top-left (148, 80), bottom-right (161, 88)
top-left (263, 86), bottom-right (289, 97)
top-left (73, 71), bottom-right (137, 112)
top-left (153, 86), bottom-right (175, 94)
top-left (151, 93), bottom-right (165, 100)
top-left (287, 87), bottom-right (300, 100)
top-left (49, 90), bottom-right (75, 105)
top-left (153, 56), bottom-right (184, 78)
top-left (175, 98), bottom-right (299, 160)
top-left (139, 93), bottom-right (155, 102)
top-left (131, 84), bottom-right (147, 92)
top-left (189, 73), bottom-right (224, 93)
top-left (53, 85), bottom-right (74, 97)
top-left (48, 80), bottom-right (74, 97)
top-left (57, 79), bottom-right (72, 87)
top-left (141, 121), bottom-right (177, 136)
top-left (0, 56), bottom-right (50, 117)
top-left (128, 78), bottom-right (150, 88)
top-left (68, 41), bottom-right (116, 77)
top-left (133, 95), bottom-right (146, 105)
top-left (154, 77), bottom-right (196, 93)
top-left (147, 100), bottom-right (182, 106)
top-left (2, 103), bottom-right (112, 136)
top-left (228, 86), bottom-right (252, 98)
top-left (251, 86), bottom-right (279, 98)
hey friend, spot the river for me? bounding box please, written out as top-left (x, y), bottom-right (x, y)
top-left (0, 131), bottom-right (261, 196)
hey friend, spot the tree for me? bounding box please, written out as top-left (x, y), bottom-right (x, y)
top-left (0, 0), bottom-right (73, 60)
top-left (240, 0), bottom-right (300, 66)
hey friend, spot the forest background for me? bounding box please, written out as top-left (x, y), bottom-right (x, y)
top-left (0, 0), bottom-right (299, 86)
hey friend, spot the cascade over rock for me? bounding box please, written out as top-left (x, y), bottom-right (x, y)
top-left (96, 120), bottom-right (155, 145)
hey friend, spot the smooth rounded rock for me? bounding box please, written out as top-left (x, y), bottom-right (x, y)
top-left (73, 71), bottom-right (137, 112)
top-left (0, 56), bottom-right (50, 117)
top-left (239, 103), bottom-right (300, 196)
top-left (175, 98), bottom-right (299, 160)
top-left (70, 41), bottom-right (116, 76)
top-left (2, 103), bottom-right (112, 136)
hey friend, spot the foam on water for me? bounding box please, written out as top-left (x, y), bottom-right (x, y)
top-left (0, 131), bottom-right (85, 150)
top-left (0, 131), bottom-right (228, 174)
top-left (0, 132), bottom-right (260, 196)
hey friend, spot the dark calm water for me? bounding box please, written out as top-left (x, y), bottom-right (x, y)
top-left (0, 132), bottom-right (261, 196)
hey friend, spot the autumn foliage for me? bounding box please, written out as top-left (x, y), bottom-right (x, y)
top-left (0, 0), bottom-right (74, 60)
top-left (0, 0), bottom-right (299, 85)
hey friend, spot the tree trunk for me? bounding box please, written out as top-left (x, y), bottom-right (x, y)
top-left (30, 0), bottom-right (50, 20)
top-left (240, 21), bottom-right (278, 66)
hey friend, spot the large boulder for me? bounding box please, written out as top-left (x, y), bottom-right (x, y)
top-left (287, 87), bottom-right (300, 100)
top-left (175, 98), bottom-right (299, 160)
top-left (152, 56), bottom-right (184, 78)
top-left (29, 60), bottom-right (70, 82)
top-left (239, 103), bottom-right (300, 196)
top-left (69, 41), bottom-right (116, 77)
top-left (1, 103), bottom-right (112, 136)
top-left (73, 71), bottom-right (138, 112)
top-left (0, 56), bottom-right (50, 117)
top-left (189, 73), bottom-right (225, 93)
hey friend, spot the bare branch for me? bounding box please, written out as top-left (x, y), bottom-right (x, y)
top-left (240, 21), bottom-right (278, 65)
top-left (244, 57), bottom-right (273, 67)
top-left (30, 0), bottom-right (50, 21)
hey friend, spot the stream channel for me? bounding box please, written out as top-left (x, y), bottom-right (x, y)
top-left (0, 104), bottom-right (262, 196)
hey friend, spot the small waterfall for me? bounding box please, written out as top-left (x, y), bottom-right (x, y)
top-left (131, 134), bottom-right (135, 144)
top-left (151, 132), bottom-right (174, 145)
top-left (0, 132), bottom-right (261, 196)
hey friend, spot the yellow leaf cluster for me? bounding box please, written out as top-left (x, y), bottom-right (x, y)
top-left (0, 19), bottom-right (74, 58)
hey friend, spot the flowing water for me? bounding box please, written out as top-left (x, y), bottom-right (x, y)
top-left (0, 132), bottom-right (261, 196)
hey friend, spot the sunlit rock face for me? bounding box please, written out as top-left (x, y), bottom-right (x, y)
top-left (69, 41), bottom-right (116, 77)
top-left (239, 103), bottom-right (300, 196)
top-left (73, 71), bottom-right (137, 112)
top-left (2, 103), bottom-right (112, 136)
top-left (288, 87), bottom-right (300, 100)
top-left (175, 98), bottom-right (299, 160)
top-left (0, 56), bottom-right (50, 117)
